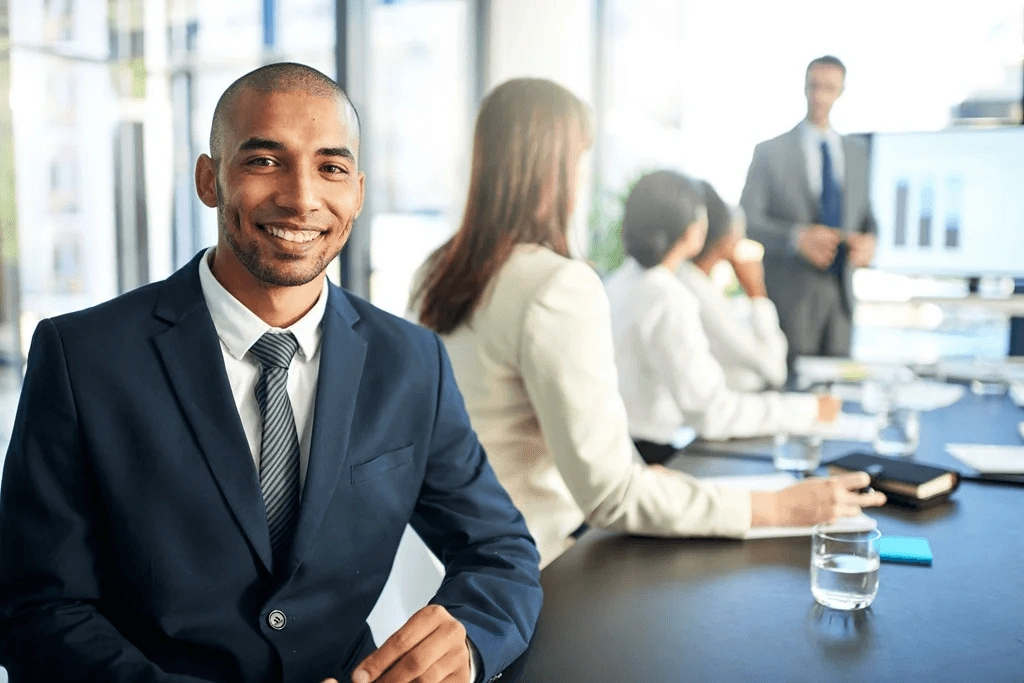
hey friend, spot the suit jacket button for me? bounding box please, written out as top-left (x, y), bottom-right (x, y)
top-left (267, 610), bottom-right (287, 630)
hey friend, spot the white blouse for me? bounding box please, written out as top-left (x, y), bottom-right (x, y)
top-left (606, 258), bottom-right (818, 445)
top-left (431, 245), bottom-right (751, 567)
top-left (676, 261), bottom-right (789, 391)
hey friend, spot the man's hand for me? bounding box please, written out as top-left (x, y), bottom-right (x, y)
top-left (751, 472), bottom-right (886, 527)
top-left (729, 240), bottom-right (768, 298)
top-left (847, 232), bottom-right (876, 268)
top-left (796, 225), bottom-right (843, 270)
top-left (321, 605), bottom-right (471, 683)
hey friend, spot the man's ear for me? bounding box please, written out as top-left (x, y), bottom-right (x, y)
top-left (195, 154), bottom-right (218, 208)
top-left (354, 171), bottom-right (366, 219)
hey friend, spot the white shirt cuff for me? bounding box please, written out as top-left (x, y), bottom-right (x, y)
top-left (467, 637), bottom-right (482, 683)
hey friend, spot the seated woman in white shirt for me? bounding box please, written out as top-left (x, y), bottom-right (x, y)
top-left (606, 171), bottom-right (842, 464)
top-left (678, 182), bottom-right (789, 392)
top-left (413, 79), bottom-right (883, 568)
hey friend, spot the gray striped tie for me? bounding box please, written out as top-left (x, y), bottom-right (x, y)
top-left (250, 332), bottom-right (301, 566)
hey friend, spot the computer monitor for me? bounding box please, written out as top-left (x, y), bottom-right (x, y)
top-left (869, 127), bottom-right (1024, 278)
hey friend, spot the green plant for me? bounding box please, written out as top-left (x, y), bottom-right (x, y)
top-left (587, 171), bottom-right (652, 276)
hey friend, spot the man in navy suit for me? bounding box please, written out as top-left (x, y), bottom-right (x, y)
top-left (0, 63), bottom-right (541, 683)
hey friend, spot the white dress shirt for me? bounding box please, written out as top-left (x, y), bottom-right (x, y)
top-left (198, 248), bottom-right (327, 494)
top-left (801, 120), bottom-right (845, 197)
top-left (606, 258), bottom-right (818, 444)
top-left (199, 249), bottom-right (481, 682)
top-left (676, 261), bottom-right (789, 391)
top-left (434, 244), bottom-right (752, 568)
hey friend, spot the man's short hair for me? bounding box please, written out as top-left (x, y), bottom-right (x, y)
top-left (209, 62), bottom-right (361, 159)
top-left (806, 55), bottom-right (846, 78)
top-left (621, 170), bottom-right (705, 269)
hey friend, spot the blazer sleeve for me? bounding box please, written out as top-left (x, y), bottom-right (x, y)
top-left (740, 143), bottom-right (803, 257)
top-left (518, 261), bottom-right (752, 540)
top-left (689, 276), bottom-right (789, 390)
top-left (645, 289), bottom-right (818, 441)
top-left (0, 320), bottom-right (210, 683)
top-left (410, 334), bottom-right (542, 682)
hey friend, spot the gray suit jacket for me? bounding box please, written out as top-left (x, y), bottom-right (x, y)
top-left (739, 125), bottom-right (876, 357)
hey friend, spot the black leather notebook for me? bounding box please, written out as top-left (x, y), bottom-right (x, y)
top-left (826, 452), bottom-right (960, 508)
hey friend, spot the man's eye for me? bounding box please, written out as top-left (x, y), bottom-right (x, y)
top-left (249, 158), bottom-right (276, 167)
top-left (322, 164), bottom-right (347, 174)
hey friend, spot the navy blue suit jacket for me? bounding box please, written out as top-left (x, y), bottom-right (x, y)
top-left (0, 252), bottom-right (541, 682)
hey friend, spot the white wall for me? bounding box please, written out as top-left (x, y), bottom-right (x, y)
top-left (487, 0), bottom-right (596, 258)
top-left (488, 0), bottom-right (594, 104)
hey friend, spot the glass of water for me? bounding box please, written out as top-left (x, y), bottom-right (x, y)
top-left (861, 380), bottom-right (919, 456)
top-left (773, 433), bottom-right (822, 474)
top-left (873, 407), bottom-right (920, 456)
top-left (811, 522), bottom-right (881, 611)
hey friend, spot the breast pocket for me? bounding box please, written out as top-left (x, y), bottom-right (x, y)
top-left (350, 445), bottom-right (415, 484)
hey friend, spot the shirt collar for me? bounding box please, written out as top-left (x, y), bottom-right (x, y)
top-left (197, 247), bottom-right (329, 362)
top-left (801, 119), bottom-right (841, 146)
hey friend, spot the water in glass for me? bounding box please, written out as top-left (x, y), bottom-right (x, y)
top-left (811, 553), bottom-right (880, 610)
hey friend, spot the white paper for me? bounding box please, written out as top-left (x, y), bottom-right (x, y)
top-left (945, 443), bottom-right (1024, 474)
top-left (805, 412), bottom-right (878, 442)
top-left (793, 357), bottom-right (915, 390)
top-left (702, 473), bottom-right (876, 539)
top-left (1010, 383), bottom-right (1024, 408)
top-left (830, 381), bottom-right (965, 411)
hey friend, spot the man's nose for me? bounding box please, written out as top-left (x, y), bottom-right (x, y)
top-left (277, 167), bottom-right (323, 215)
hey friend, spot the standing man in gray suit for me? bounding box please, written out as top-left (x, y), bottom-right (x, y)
top-left (740, 55), bottom-right (876, 362)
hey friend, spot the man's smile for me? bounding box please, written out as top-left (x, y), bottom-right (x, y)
top-left (257, 222), bottom-right (323, 244)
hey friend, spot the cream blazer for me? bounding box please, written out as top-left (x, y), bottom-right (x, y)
top-left (436, 245), bottom-right (751, 568)
top-left (606, 258), bottom-right (819, 445)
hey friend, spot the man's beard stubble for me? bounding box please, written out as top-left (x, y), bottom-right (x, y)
top-left (215, 180), bottom-right (350, 287)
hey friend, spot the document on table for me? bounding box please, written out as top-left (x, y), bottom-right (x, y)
top-left (701, 473), bottom-right (876, 539)
top-left (945, 443), bottom-right (1024, 474)
top-left (829, 381), bottom-right (966, 411)
top-left (792, 357), bottom-right (914, 390)
top-left (1010, 383), bottom-right (1024, 408)
top-left (805, 412), bottom-right (878, 442)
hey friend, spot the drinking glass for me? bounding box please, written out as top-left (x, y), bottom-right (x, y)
top-left (861, 380), bottom-right (920, 456)
top-left (811, 523), bottom-right (881, 611)
top-left (773, 433), bottom-right (822, 474)
top-left (873, 406), bottom-right (920, 456)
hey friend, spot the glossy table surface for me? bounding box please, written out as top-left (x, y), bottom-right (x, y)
top-left (521, 391), bottom-right (1024, 683)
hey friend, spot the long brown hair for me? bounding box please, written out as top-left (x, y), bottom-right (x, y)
top-left (416, 78), bottom-right (593, 334)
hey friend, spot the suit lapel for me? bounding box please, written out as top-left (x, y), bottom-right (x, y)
top-left (840, 136), bottom-right (856, 231)
top-left (788, 126), bottom-right (819, 220)
top-left (287, 285), bottom-right (367, 574)
top-left (153, 253), bottom-right (273, 573)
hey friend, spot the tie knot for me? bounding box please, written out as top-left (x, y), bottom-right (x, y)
top-left (250, 332), bottom-right (299, 369)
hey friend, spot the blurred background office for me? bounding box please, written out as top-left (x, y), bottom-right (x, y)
top-left (0, 0), bottom-right (1021, 464)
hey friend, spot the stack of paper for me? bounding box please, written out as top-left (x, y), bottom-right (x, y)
top-left (806, 412), bottom-right (878, 442)
top-left (945, 444), bottom-right (1024, 474)
top-left (1010, 383), bottom-right (1024, 408)
top-left (829, 381), bottom-right (965, 411)
top-left (793, 357), bottom-right (915, 390)
top-left (702, 473), bottom-right (877, 539)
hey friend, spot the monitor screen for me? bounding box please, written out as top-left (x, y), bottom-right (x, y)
top-left (869, 127), bottom-right (1024, 277)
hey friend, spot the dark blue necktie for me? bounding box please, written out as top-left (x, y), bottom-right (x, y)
top-left (818, 140), bottom-right (846, 280)
top-left (250, 332), bottom-right (301, 569)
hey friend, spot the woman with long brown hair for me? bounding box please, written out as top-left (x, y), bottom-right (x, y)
top-left (414, 78), bottom-right (882, 568)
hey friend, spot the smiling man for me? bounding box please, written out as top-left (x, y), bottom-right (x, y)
top-left (0, 63), bottom-right (540, 683)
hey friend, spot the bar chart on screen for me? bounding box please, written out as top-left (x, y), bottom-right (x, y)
top-left (870, 128), bottom-right (1024, 278)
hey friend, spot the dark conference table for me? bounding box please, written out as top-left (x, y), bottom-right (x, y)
top-left (520, 391), bottom-right (1024, 683)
